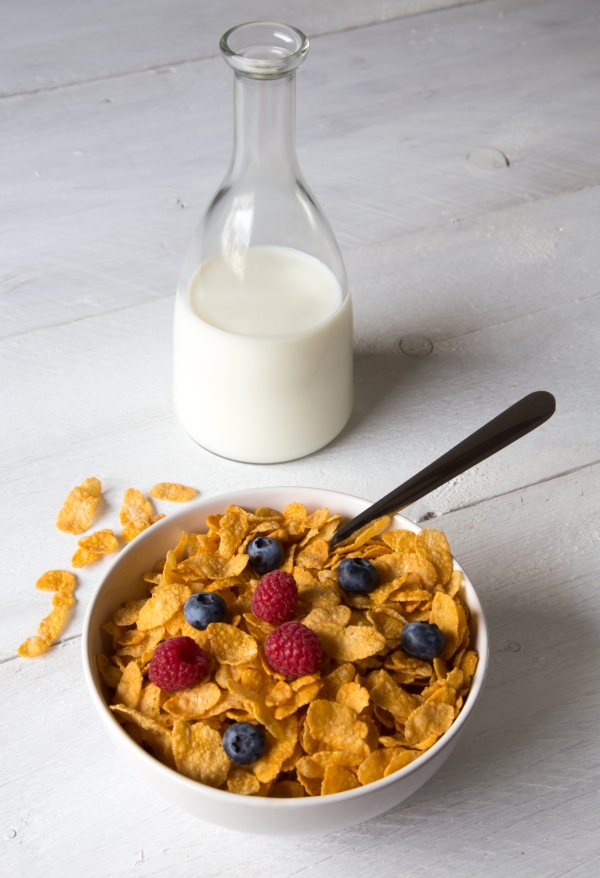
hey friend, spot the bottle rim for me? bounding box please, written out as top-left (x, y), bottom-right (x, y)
top-left (220, 22), bottom-right (309, 79)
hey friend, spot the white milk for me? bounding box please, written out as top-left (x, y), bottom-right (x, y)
top-left (173, 246), bottom-right (353, 463)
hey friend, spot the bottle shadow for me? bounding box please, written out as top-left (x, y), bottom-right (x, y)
top-left (329, 348), bottom-right (440, 449)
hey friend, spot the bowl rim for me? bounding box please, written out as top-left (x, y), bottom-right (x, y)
top-left (82, 486), bottom-right (489, 809)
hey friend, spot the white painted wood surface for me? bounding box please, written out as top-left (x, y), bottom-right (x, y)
top-left (1, 0), bottom-right (599, 874)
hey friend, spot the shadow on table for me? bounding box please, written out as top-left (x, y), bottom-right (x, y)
top-left (328, 349), bottom-right (439, 450)
top-left (360, 589), bottom-right (599, 833)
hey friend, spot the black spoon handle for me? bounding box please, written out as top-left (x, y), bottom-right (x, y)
top-left (329, 390), bottom-right (556, 549)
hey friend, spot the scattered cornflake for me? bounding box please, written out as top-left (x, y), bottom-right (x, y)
top-left (82, 528), bottom-right (119, 552)
top-left (18, 636), bottom-right (50, 658)
top-left (120, 488), bottom-right (163, 542)
top-left (52, 590), bottom-right (75, 609)
top-left (56, 477), bottom-right (102, 534)
top-left (23, 606), bottom-right (69, 655)
top-left (19, 570), bottom-right (78, 658)
top-left (71, 547), bottom-right (100, 568)
top-left (36, 570), bottom-right (76, 592)
top-left (73, 529), bottom-right (119, 569)
top-left (150, 482), bottom-right (197, 502)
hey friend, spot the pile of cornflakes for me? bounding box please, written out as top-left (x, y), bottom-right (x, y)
top-left (17, 478), bottom-right (196, 658)
top-left (100, 503), bottom-right (478, 797)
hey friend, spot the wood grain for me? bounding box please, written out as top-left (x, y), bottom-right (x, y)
top-left (0, 0), bottom-right (482, 96)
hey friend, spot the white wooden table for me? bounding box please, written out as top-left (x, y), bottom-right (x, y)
top-left (2, 0), bottom-right (599, 874)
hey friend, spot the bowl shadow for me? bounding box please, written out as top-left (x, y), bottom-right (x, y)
top-left (348, 591), bottom-right (599, 837)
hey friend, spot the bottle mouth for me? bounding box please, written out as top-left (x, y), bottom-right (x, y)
top-left (220, 22), bottom-right (309, 79)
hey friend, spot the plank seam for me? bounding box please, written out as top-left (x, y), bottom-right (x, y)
top-left (0, 633), bottom-right (81, 666)
top-left (439, 286), bottom-right (600, 344)
top-left (436, 457), bottom-right (600, 520)
top-left (0, 0), bottom-right (486, 102)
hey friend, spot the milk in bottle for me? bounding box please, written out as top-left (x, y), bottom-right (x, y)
top-left (173, 23), bottom-right (353, 462)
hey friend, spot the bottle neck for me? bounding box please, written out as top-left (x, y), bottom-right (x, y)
top-left (231, 72), bottom-right (297, 176)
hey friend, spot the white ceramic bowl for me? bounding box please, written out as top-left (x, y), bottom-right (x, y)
top-left (82, 487), bottom-right (488, 836)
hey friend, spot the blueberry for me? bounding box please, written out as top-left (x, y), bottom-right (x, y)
top-left (184, 592), bottom-right (227, 630)
top-left (401, 621), bottom-right (446, 660)
top-left (337, 557), bottom-right (379, 594)
top-left (247, 537), bottom-right (284, 575)
top-left (222, 722), bottom-right (267, 765)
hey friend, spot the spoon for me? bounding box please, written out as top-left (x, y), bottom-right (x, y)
top-left (329, 390), bottom-right (556, 549)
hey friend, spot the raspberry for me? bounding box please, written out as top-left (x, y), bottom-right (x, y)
top-left (148, 636), bottom-right (208, 690)
top-left (251, 571), bottom-right (298, 625)
top-left (264, 622), bottom-right (322, 677)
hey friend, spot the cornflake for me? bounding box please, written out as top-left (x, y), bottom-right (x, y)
top-left (72, 529), bottom-right (119, 567)
top-left (56, 477), bottom-right (102, 534)
top-left (120, 488), bottom-right (164, 542)
top-left (102, 503), bottom-right (478, 797)
top-left (18, 570), bottom-right (78, 657)
top-left (150, 482), bottom-right (197, 502)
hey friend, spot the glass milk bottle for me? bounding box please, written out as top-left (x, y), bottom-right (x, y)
top-left (173, 22), bottom-right (353, 463)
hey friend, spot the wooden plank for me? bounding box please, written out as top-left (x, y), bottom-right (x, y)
top-left (2, 0), bottom-right (600, 338)
top-left (0, 0), bottom-right (482, 97)
top-left (349, 183), bottom-right (600, 353)
top-left (2, 460), bottom-right (598, 876)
